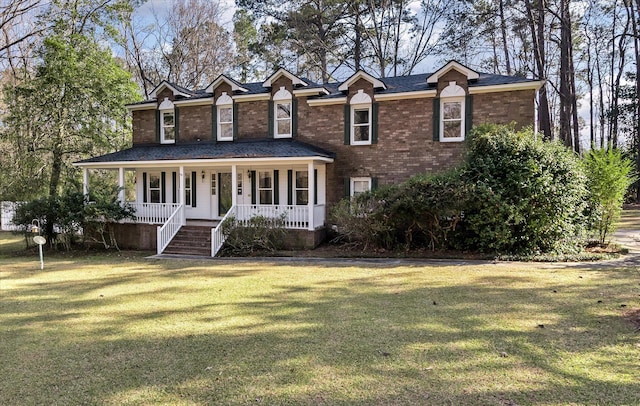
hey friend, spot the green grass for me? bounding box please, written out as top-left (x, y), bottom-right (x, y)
top-left (1, 231), bottom-right (639, 405)
top-left (618, 208), bottom-right (640, 230)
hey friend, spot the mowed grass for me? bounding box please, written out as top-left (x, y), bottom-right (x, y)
top-left (1, 232), bottom-right (639, 405)
top-left (618, 207), bottom-right (640, 230)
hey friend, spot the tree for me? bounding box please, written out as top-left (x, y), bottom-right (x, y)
top-left (1, 33), bottom-right (139, 235)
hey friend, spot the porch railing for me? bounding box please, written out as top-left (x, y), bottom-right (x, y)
top-left (211, 205), bottom-right (237, 257)
top-left (127, 203), bottom-right (181, 224)
top-left (156, 204), bottom-right (184, 255)
top-left (235, 204), bottom-right (325, 230)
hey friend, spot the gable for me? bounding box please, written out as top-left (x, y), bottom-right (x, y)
top-left (427, 61), bottom-right (479, 84)
top-left (263, 68), bottom-right (308, 88)
top-left (338, 70), bottom-right (386, 92)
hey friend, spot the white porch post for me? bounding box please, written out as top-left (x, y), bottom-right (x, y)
top-left (231, 164), bottom-right (237, 206)
top-left (82, 168), bottom-right (89, 197)
top-left (308, 161), bottom-right (315, 231)
top-left (179, 166), bottom-right (186, 225)
top-left (118, 167), bottom-right (125, 204)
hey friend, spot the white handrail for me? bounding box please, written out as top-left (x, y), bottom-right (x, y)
top-left (211, 205), bottom-right (237, 257)
top-left (235, 204), bottom-right (325, 230)
top-left (127, 203), bottom-right (181, 224)
top-left (156, 204), bottom-right (184, 255)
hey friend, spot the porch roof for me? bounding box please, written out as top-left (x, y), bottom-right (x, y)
top-left (74, 138), bottom-right (335, 167)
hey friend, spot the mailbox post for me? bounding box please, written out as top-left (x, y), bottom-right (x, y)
top-left (31, 219), bottom-right (46, 270)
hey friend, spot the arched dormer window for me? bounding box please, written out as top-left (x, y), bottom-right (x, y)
top-left (439, 81), bottom-right (466, 142)
top-left (273, 87), bottom-right (293, 138)
top-left (158, 97), bottom-right (175, 144)
top-left (216, 92), bottom-right (234, 141)
top-left (350, 90), bottom-right (372, 145)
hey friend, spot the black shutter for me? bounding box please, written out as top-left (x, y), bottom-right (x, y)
top-left (174, 107), bottom-right (179, 142)
top-left (344, 177), bottom-right (350, 198)
top-left (314, 169), bottom-right (318, 205)
top-left (287, 170), bottom-right (293, 205)
top-left (292, 98), bottom-right (298, 137)
top-left (465, 95), bottom-right (473, 136)
top-left (251, 171), bottom-right (257, 205)
top-left (344, 104), bottom-right (351, 145)
top-left (371, 177), bottom-right (379, 190)
top-left (191, 171), bottom-right (197, 208)
top-left (233, 102), bottom-right (238, 140)
top-left (172, 172), bottom-right (177, 203)
top-left (273, 170), bottom-right (279, 205)
top-left (142, 172), bottom-right (148, 203)
top-left (155, 110), bottom-right (161, 143)
top-left (161, 172), bottom-right (166, 203)
top-left (211, 104), bottom-right (217, 141)
top-left (371, 102), bottom-right (379, 144)
top-left (268, 100), bottom-right (274, 138)
top-left (433, 97), bottom-right (440, 142)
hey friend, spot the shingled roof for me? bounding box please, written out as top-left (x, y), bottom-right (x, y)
top-left (75, 139), bottom-right (335, 166)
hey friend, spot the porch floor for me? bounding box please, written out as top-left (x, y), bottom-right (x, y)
top-left (185, 220), bottom-right (220, 227)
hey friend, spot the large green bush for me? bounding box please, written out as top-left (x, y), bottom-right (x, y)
top-left (459, 124), bottom-right (589, 254)
top-left (583, 148), bottom-right (636, 244)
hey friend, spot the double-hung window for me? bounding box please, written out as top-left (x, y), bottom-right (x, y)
top-left (273, 87), bottom-right (293, 138)
top-left (161, 111), bottom-right (175, 143)
top-left (295, 171), bottom-right (309, 205)
top-left (350, 89), bottom-right (372, 145)
top-left (217, 92), bottom-right (234, 141)
top-left (258, 171), bottom-right (273, 204)
top-left (439, 81), bottom-right (466, 142)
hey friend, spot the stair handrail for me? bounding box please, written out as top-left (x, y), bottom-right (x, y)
top-left (211, 205), bottom-right (237, 257)
top-left (157, 204), bottom-right (184, 255)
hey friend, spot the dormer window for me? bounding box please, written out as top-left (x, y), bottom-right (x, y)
top-left (216, 92), bottom-right (234, 141)
top-left (158, 98), bottom-right (175, 144)
top-left (273, 87), bottom-right (293, 138)
top-left (350, 90), bottom-right (372, 145)
top-left (439, 81), bottom-right (466, 142)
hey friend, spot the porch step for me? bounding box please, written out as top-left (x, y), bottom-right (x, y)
top-left (163, 225), bottom-right (213, 256)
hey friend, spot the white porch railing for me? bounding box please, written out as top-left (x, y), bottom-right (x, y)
top-left (127, 203), bottom-right (181, 224)
top-left (156, 204), bottom-right (184, 255)
top-left (236, 204), bottom-right (325, 230)
top-left (211, 205), bottom-right (237, 257)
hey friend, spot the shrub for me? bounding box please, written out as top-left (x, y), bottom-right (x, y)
top-left (219, 214), bottom-right (287, 256)
top-left (329, 171), bottom-right (469, 251)
top-left (459, 124), bottom-right (589, 254)
top-left (583, 148), bottom-right (636, 244)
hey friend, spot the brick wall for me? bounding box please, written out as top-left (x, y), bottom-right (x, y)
top-left (132, 109), bottom-right (156, 145)
top-left (237, 100), bottom-right (269, 138)
top-left (177, 104), bottom-right (212, 142)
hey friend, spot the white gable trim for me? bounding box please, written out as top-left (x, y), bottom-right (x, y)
top-left (263, 68), bottom-right (308, 88)
top-left (338, 70), bottom-right (386, 92)
top-left (205, 74), bottom-right (249, 93)
top-left (468, 80), bottom-right (545, 94)
top-left (292, 87), bottom-right (330, 96)
top-left (126, 102), bottom-right (158, 111)
top-left (427, 61), bottom-right (479, 84)
top-left (158, 97), bottom-right (174, 110)
top-left (149, 81), bottom-right (192, 99)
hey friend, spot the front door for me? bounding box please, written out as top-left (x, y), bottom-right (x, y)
top-left (218, 172), bottom-right (232, 216)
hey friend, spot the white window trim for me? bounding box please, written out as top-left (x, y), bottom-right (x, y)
top-left (158, 97), bottom-right (175, 144)
top-left (273, 87), bottom-right (293, 139)
top-left (439, 81), bottom-right (467, 143)
top-left (350, 90), bottom-right (372, 145)
top-left (216, 92), bottom-right (234, 141)
top-left (350, 177), bottom-right (372, 197)
top-left (439, 97), bottom-right (465, 142)
top-left (184, 175), bottom-right (192, 207)
top-left (258, 170), bottom-right (274, 205)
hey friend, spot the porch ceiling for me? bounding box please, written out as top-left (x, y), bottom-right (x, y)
top-left (74, 138), bottom-right (335, 168)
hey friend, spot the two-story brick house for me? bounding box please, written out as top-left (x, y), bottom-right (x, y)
top-left (75, 61), bottom-right (543, 256)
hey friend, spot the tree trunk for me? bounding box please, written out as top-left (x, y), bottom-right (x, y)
top-left (498, 0), bottom-right (512, 75)
top-left (558, 0), bottom-right (573, 148)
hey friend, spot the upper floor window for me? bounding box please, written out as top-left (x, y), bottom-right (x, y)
top-left (439, 81), bottom-right (466, 142)
top-left (216, 92), bottom-right (234, 141)
top-left (273, 87), bottom-right (292, 138)
top-left (158, 97), bottom-right (175, 144)
top-left (350, 90), bottom-right (372, 145)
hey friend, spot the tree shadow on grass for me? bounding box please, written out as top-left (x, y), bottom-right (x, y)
top-left (1, 260), bottom-right (639, 405)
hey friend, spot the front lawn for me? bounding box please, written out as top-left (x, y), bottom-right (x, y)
top-left (1, 232), bottom-right (639, 405)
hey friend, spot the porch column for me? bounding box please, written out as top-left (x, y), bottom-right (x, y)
top-left (231, 164), bottom-right (238, 206)
top-left (82, 168), bottom-right (89, 197)
top-left (308, 161), bottom-right (315, 231)
top-left (118, 167), bottom-right (125, 204)
top-left (179, 165), bottom-right (185, 225)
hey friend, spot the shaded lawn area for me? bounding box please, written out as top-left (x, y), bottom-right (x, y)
top-left (619, 206), bottom-right (640, 230)
top-left (1, 232), bottom-right (639, 405)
